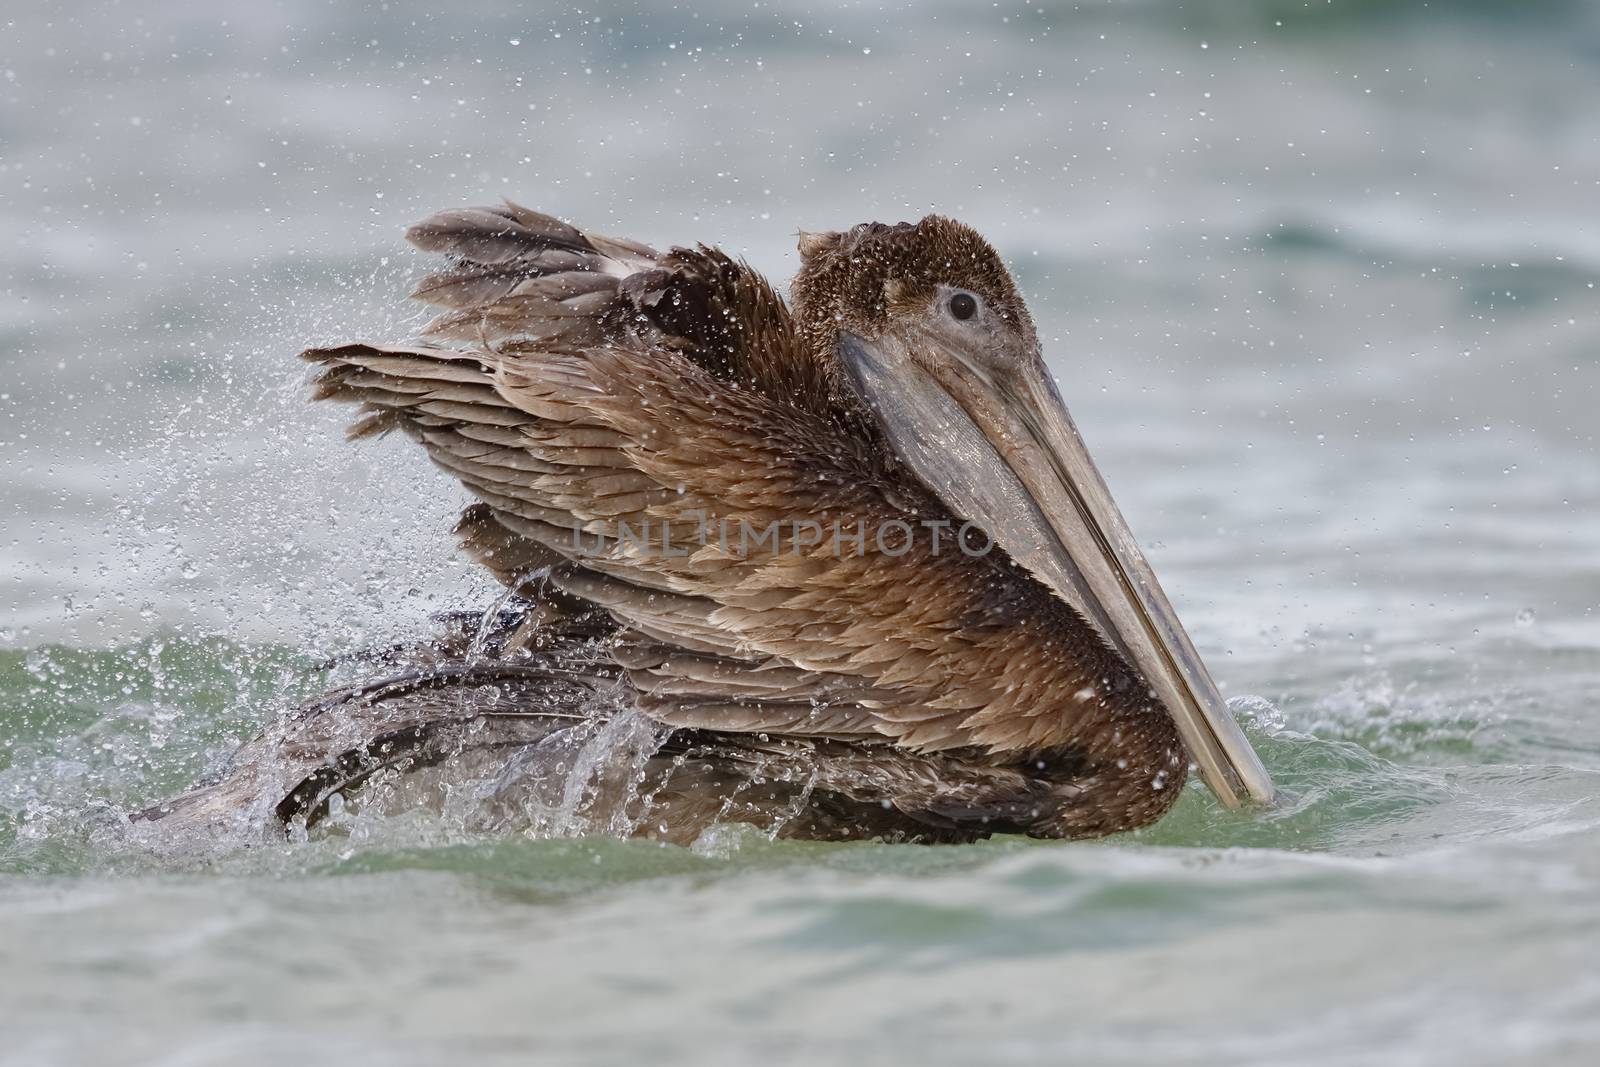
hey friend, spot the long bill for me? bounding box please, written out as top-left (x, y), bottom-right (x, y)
top-left (839, 332), bottom-right (1276, 808)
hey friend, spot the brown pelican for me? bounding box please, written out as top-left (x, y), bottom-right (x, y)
top-left (143, 202), bottom-right (1274, 844)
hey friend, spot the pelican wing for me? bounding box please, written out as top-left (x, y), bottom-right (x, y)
top-left (308, 203), bottom-right (902, 740)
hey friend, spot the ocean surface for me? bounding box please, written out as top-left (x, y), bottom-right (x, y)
top-left (4, 1), bottom-right (1599, 1063)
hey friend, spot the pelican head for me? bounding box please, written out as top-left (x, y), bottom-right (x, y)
top-left (794, 217), bottom-right (1275, 808)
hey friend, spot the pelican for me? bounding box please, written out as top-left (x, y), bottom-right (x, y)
top-left (143, 202), bottom-right (1274, 844)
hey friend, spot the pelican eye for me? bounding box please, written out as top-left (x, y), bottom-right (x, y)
top-left (948, 292), bottom-right (978, 321)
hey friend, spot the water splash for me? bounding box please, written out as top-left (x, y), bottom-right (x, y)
top-left (473, 707), bottom-right (671, 839)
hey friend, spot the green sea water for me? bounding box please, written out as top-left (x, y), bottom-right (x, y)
top-left (3, 1), bottom-right (1599, 1063)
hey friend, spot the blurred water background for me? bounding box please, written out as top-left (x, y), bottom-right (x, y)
top-left (3, 1), bottom-right (1600, 1064)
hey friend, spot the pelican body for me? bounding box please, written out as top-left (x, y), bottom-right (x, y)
top-left (145, 203), bottom-right (1273, 844)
